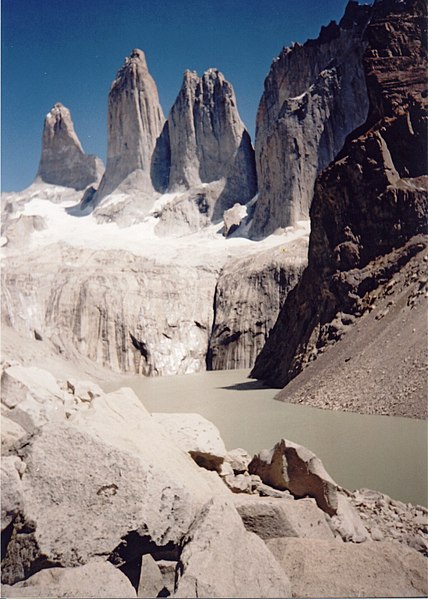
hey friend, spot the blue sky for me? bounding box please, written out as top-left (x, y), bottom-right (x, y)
top-left (2, 0), bottom-right (351, 192)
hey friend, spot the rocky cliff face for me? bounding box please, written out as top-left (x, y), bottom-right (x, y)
top-left (167, 69), bottom-right (257, 221)
top-left (1, 246), bottom-right (218, 376)
top-left (36, 103), bottom-right (104, 190)
top-left (251, 0), bottom-right (428, 388)
top-left (1, 234), bottom-right (309, 376)
top-left (249, 1), bottom-right (371, 238)
top-left (208, 240), bottom-right (307, 370)
top-left (95, 49), bottom-right (166, 200)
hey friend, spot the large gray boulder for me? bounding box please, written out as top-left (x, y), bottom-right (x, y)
top-left (167, 68), bottom-right (257, 220)
top-left (36, 103), bottom-right (103, 190)
top-left (232, 495), bottom-right (334, 541)
top-left (249, 438), bottom-right (368, 542)
top-left (174, 497), bottom-right (291, 598)
top-left (1, 364), bottom-right (72, 433)
top-left (1, 388), bottom-right (226, 584)
top-left (266, 537), bottom-right (428, 598)
top-left (152, 412), bottom-right (227, 472)
top-left (249, 438), bottom-right (339, 515)
top-left (1, 562), bottom-right (137, 598)
top-left (95, 49), bottom-right (166, 200)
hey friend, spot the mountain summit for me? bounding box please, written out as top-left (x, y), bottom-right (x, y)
top-left (168, 68), bottom-right (257, 215)
top-left (36, 103), bottom-right (103, 190)
top-left (96, 48), bottom-right (166, 199)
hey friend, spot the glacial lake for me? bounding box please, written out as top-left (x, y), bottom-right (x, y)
top-left (105, 369), bottom-right (427, 507)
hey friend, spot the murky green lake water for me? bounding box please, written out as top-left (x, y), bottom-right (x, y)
top-left (105, 369), bottom-right (427, 506)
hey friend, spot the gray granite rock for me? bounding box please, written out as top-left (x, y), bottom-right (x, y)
top-left (250, 7), bottom-right (370, 237)
top-left (95, 49), bottom-right (165, 200)
top-left (36, 103), bottom-right (103, 190)
top-left (266, 537), bottom-right (428, 598)
top-left (168, 68), bottom-right (257, 221)
top-left (1, 561), bottom-right (137, 598)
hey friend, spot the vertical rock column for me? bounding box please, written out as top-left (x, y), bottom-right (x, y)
top-left (168, 69), bottom-right (257, 218)
top-left (96, 49), bottom-right (166, 199)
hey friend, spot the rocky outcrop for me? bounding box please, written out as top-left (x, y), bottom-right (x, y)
top-left (167, 69), bottom-right (257, 221)
top-left (267, 537), bottom-right (428, 598)
top-left (36, 103), bottom-right (104, 190)
top-left (95, 49), bottom-right (166, 201)
top-left (251, 0), bottom-right (428, 387)
top-left (249, 438), bottom-right (369, 542)
top-left (249, 438), bottom-right (339, 515)
top-left (207, 239), bottom-right (307, 370)
top-left (1, 369), bottom-right (293, 598)
top-left (250, 1), bottom-right (371, 237)
top-left (2, 363), bottom-right (426, 596)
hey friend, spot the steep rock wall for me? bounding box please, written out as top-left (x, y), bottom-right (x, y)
top-left (251, 0), bottom-right (428, 387)
top-left (208, 240), bottom-right (307, 370)
top-left (250, 1), bottom-right (371, 237)
top-left (1, 246), bottom-right (217, 376)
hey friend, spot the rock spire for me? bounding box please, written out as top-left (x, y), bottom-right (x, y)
top-left (96, 49), bottom-right (166, 199)
top-left (36, 103), bottom-right (103, 190)
top-left (167, 68), bottom-right (257, 218)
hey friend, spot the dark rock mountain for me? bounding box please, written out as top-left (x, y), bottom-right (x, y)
top-left (36, 103), bottom-right (104, 191)
top-left (251, 0), bottom-right (428, 403)
top-left (249, 0), bottom-right (371, 238)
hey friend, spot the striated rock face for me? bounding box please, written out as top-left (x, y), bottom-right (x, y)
top-left (251, 0), bottom-right (428, 387)
top-left (95, 49), bottom-right (166, 200)
top-left (1, 246), bottom-right (217, 376)
top-left (250, 1), bottom-right (371, 237)
top-left (207, 239), bottom-right (307, 370)
top-left (36, 103), bottom-right (103, 190)
top-left (167, 69), bottom-right (257, 221)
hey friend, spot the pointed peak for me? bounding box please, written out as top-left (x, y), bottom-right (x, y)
top-left (184, 69), bottom-right (198, 80)
top-left (45, 102), bottom-right (70, 120)
top-left (129, 48), bottom-right (147, 64)
top-left (204, 67), bottom-right (221, 77)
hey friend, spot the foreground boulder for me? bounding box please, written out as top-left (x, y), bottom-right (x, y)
top-left (174, 497), bottom-right (291, 598)
top-left (232, 495), bottom-right (334, 541)
top-left (1, 383), bottom-right (294, 598)
top-left (152, 412), bottom-right (227, 471)
top-left (1, 364), bottom-right (72, 433)
top-left (1, 388), bottom-right (225, 584)
top-left (266, 537), bottom-right (428, 598)
top-left (249, 438), bottom-right (368, 542)
top-left (249, 438), bottom-right (338, 515)
top-left (1, 562), bottom-right (137, 598)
